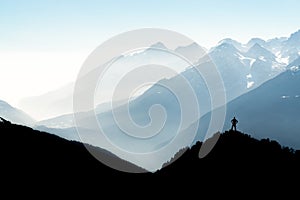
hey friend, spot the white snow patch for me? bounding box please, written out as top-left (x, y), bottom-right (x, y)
top-left (279, 56), bottom-right (289, 65)
top-left (250, 59), bottom-right (256, 67)
top-left (275, 56), bottom-right (290, 65)
top-left (241, 44), bottom-right (248, 51)
top-left (272, 61), bottom-right (285, 71)
top-left (237, 53), bottom-right (256, 67)
top-left (247, 81), bottom-right (255, 89)
top-left (290, 66), bottom-right (299, 72)
top-left (281, 95), bottom-right (290, 99)
top-left (258, 56), bottom-right (266, 61)
top-left (246, 74), bottom-right (252, 79)
top-left (275, 51), bottom-right (289, 64)
top-left (236, 52), bottom-right (244, 58)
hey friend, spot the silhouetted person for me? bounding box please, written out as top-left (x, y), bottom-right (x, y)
top-left (231, 117), bottom-right (238, 131)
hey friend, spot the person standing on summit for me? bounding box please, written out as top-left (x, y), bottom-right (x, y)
top-left (231, 117), bottom-right (238, 131)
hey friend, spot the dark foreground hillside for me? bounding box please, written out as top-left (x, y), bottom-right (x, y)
top-left (1, 117), bottom-right (299, 195)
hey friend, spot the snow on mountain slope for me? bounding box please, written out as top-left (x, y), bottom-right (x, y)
top-left (31, 29), bottom-right (300, 170)
top-left (197, 69), bottom-right (300, 149)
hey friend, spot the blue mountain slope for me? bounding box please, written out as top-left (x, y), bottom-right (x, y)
top-left (198, 69), bottom-right (300, 149)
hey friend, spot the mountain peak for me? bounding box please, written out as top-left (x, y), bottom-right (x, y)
top-left (175, 42), bottom-right (200, 50)
top-left (217, 38), bottom-right (241, 45)
top-left (216, 38), bottom-right (243, 50)
top-left (213, 42), bottom-right (240, 53)
top-left (174, 42), bottom-right (206, 63)
top-left (289, 29), bottom-right (300, 38)
top-left (247, 38), bottom-right (266, 48)
top-left (287, 29), bottom-right (300, 46)
top-left (246, 43), bottom-right (275, 60)
top-left (150, 42), bottom-right (168, 49)
top-left (249, 43), bottom-right (263, 50)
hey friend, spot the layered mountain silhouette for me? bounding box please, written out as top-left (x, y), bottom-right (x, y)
top-left (1, 118), bottom-right (299, 193)
top-left (24, 30), bottom-right (300, 170)
top-left (20, 30), bottom-right (300, 120)
top-left (197, 69), bottom-right (300, 149)
top-left (0, 29), bottom-right (298, 172)
top-left (0, 117), bottom-right (145, 175)
top-left (0, 99), bottom-right (35, 126)
top-left (34, 66), bottom-right (300, 170)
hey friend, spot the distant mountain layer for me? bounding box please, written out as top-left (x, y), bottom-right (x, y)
top-left (36, 68), bottom-right (300, 170)
top-left (0, 100), bottom-right (35, 126)
top-left (33, 30), bottom-right (300, 169)
top-left (197, 69), bottom-right (300, 149)
top-left (20, 29), bottom-right (300, 120)
top-left (1, 119), bottom-right (299, 193)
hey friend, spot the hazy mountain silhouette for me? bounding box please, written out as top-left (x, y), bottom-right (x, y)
top-left (30, 64), bottom-right (300, 169)
top-left (1, 118), bottom-right (299, 194)
top-left (0, 99), bottom-right (35, 126)
top-left (22, 30), bottom-right (300, 121)
top-left (175, 42), bottom-right (206, 63)
top-left (19, 30), bottom-right (299, 170)
top-left (197, 69), bottom-right (300, 149)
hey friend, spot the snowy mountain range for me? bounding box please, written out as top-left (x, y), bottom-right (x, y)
top-left (21, 30), bottom-right (300, 121)
top-left (196, 68), bottom-right (300, 149)
top-left (19, 42), bottom-right (206, 120)
top-left (2, 29), bottom-right (300, 170)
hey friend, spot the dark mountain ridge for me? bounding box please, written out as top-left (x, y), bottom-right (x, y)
top-left (1, 118), bottom-right (299, 194)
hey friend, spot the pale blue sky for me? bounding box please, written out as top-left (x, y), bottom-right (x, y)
top-left (1, 0), bottom-right (299, 50)
top-left (0, 0), bottom-right (299, 110)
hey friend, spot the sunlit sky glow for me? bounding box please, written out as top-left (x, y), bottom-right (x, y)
top-left (0, 0), bottom-right (299, 107)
